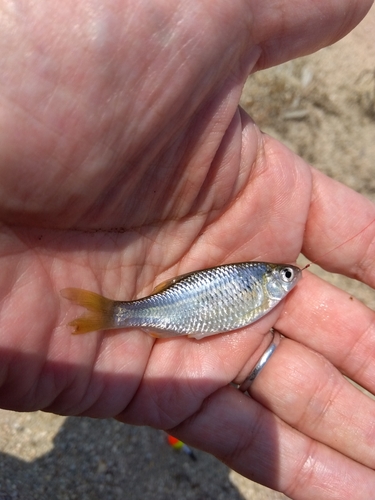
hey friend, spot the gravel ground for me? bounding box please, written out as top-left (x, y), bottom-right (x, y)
top-left (0, 410), bottom-right (285, 500)
top-left (1, 5), bottom-right (374, 500)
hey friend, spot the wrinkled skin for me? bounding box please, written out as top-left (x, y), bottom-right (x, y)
top-left (0, 1), bottom-right (375, 498)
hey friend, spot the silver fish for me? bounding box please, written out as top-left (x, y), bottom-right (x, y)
top-left (61, 262), bottom-right (301, 340)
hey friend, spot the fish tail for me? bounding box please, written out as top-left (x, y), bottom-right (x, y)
top-left (60, 288), bottom-right (116, 334)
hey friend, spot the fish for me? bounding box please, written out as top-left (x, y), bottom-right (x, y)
top-left (61, 262), bottom-right (301, 340)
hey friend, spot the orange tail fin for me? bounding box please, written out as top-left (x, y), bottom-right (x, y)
top-left (60, 288), bottom-right (116, 334)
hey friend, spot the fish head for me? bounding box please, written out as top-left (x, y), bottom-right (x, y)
top-left (265, 264), bottom-right (302, 300)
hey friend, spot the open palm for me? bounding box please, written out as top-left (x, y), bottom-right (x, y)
top-left (1, 1), bottom-right (375, 498)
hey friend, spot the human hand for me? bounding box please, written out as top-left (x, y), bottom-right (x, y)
top-left (0, 1), bottom-right (374, 498)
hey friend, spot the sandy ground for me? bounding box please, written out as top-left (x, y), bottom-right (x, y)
top-left (1, 5), bottom-right (374, 500)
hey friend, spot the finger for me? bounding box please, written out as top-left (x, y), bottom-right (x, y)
top-left (248, 338), bottom-right (375, 470)
top-left (170, 385), bottom-right (375, 499)
top-left (251, 0), bottom-right (372, 70)
top-left (303, 168), bottom-right (375, 287)
top-left (277, 271), bottom-right (375, 393)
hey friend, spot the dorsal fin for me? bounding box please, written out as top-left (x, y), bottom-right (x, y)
top-left (151, 271), bottom-right (196, 294)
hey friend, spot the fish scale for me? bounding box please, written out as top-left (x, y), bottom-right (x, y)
top-left (61, 262), bottom-right (302, 340)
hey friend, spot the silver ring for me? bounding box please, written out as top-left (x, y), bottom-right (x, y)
top-left (239, 329), bottom-right (281, 393)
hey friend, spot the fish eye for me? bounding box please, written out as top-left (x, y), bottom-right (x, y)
top-left (280, 267), bottom-right (295, 282)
